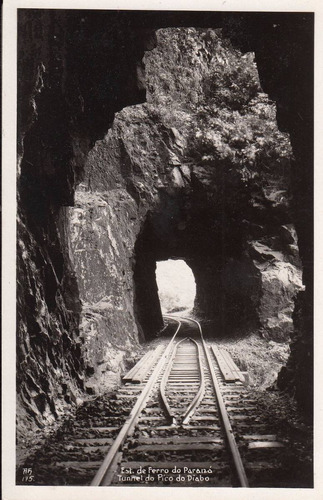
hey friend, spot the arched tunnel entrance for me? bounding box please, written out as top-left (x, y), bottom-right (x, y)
top-left (133, 190), bottom-right (262, 341)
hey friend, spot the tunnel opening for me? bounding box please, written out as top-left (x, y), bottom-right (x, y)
top-left (133, 200), bottom-right (263, 341)
top-left (156, 259), bottom-right (196, 314)
top-left (131, 26), bottom-right (302, 344)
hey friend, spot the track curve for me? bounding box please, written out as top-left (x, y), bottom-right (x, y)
top-left (91, 316), bottom-right (249, 487)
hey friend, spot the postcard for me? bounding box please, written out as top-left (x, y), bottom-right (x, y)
top-left (2, 1), bottom-right (322, 499)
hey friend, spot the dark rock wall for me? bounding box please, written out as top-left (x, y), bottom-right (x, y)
top-left (64, 187), bottom-right (142, 394)
top-left (17, 10), bottom-right (154, 439)
top-left (223, 12), bottom-right (314, 416)
top-left (17, 11), bottom-right (313, 441)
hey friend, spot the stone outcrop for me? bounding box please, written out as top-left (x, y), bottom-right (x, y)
top-left (17, 10), bottom-right (155, 440)
top-left (222, 13), bottom-right (313, 416)
top-left (250, 238), bottom-right (303, 342)
top-left (65, 187), bottom-right (142, 393)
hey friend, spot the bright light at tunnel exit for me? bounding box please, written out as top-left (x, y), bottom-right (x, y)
top-left (156, 259), bottom-right (196, 314)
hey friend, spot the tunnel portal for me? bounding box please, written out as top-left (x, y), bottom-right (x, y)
top-left (133, 188), bottom-right (262, 340)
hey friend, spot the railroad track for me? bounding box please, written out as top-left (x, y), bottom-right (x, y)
top-left (17, 316), bottom-right (301, 487)
top-left (91, 316), bottom-right (250, 486)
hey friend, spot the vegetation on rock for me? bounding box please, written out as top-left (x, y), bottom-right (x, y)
top-left (145, 27), bottom-right (293, 189)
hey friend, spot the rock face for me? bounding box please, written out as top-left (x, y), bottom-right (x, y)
top-left (250, 238), bottom-right (303, 342)
top-left (223, 13), bottom-right (313, 416)
top-left (17, 217), bottom-right (83, 436)
top-left (16, 12), bottom-right (313, 442)
top-left (65, 187), bottom-right (142, 393)
top-left (74, 28), bottom-right (302, 344)
top-left (17, 10), bottom-right (155, 440)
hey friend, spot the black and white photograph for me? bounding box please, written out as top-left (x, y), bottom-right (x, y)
top-left (2, 1), bottom-right (320, 498)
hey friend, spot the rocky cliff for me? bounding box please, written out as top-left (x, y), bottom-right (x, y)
top-left (70, 28), bottom-right (302, 354)
top-left (17, 10), bottom-right (155, 442)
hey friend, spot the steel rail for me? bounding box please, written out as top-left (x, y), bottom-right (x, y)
top-left (183, 316), bottom-right (249, 488)
top-left (91, 318), bottom-right (181, 486)
top-left (182, 338), bottom-right (205, 424)
top-left (159, 337), bottom-right (188, 424)
top-left (159, 336), bottom-right (205, 425)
